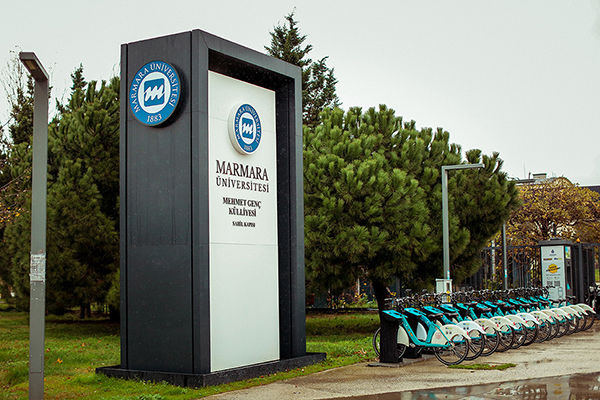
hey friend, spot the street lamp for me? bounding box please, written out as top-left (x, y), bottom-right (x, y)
top-left (20, 52), bottom-right (49, 400)
top-left (441, 163), bottom-right (484, 290)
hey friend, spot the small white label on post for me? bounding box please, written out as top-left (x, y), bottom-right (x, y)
top-left (30, 253), bottom-right (46, 282)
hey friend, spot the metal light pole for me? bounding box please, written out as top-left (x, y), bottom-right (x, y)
top-left (20, 52), bottom-right (49, 400)
top-left (441, 163), bottom-right (484, 285)
top-left (502, 223), bottom-right (508, 289)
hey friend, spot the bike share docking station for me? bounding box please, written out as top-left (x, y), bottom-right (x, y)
top-left (539, 238), bottom-right (596, 306)
top-left (96, 30), bottom-right (325, 387)
top-left (379, 308), bottom-right (428, 364)
top-left (539, 238), bottom-right (573, 302)
top-left (379, 310), bottom-right (405, 363)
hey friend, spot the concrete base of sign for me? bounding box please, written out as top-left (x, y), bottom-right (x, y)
top-left (96, 353), bottom-right (326, 388)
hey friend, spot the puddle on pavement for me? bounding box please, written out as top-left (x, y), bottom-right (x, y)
top-left (337, 372), bottom-right (600, 399)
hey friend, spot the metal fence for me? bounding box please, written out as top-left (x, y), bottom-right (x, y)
top-left (572, 243), bottom-right (600, 303)
top-left (307, 243), bottom-right (600, 309)
top-left (461, 246), bottom-right (541, 290)
top-left (461, 243), bottom-right (600, 303)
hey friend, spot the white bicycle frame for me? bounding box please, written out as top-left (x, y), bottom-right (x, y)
top-left (502, 313), bottom-right (528, 328)
top-left (516, 312), bottom-right (541, 325)
top-left (529, 310), bottom-right (553, 323)
top-left (456, 320), bottom-right (486, 336)
top-left (397, 321), bottom-right (470, 347)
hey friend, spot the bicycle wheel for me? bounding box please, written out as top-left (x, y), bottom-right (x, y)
top-left (587, 311), bottom-right (596, 329)
top-left (511, 323), bottom-right (526, 349)
top-left (434, 333), bottom-right (468, 365)
top-left (463, 329), bottom-right (485, 361)
top-left (372, 327), bottom-right (407, 359)
top-left (480, 326), bottom-right (499, 357)
top-left (556, 319), bottom-right (569, 337)
top-left (522, 321), bottom-right (538, 346)
top-left (574, 314), bottom-right (585, 333)
top-left (495, 325), bottom-right (515, 352)
top-left (566, 316), bottom-right (579, 335)
top-left (546, 319), bottom-right (559, 340)
top-left (373, 328), bottom-right (381, 356)
top-left (397, 343), bottom-right (407, 359)
top-left (581, 312), bottom-right (595, 331)
top-left (533, 321), bottom-right (550, 343)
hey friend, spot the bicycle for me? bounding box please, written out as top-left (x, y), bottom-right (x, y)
top-left (373, 297), bottom-right (471, 365)
top-left (451, 291), bottom-right (516, 353)
top-left (436, 300), bottom-right (500, 357)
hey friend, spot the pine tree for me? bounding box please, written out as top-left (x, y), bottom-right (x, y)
top-left (266, 11), bottom-right (340, 127)
top-left (265, 12), bottom-right (312, 69)
top-left (1, 50), bottom-right (36, 145)
top-left (0, 52), bottom-right (36, 300)
top-left (7, 78), bottom-right (34, 145)
top-left (304, 106), bottom-right (521, 312)
top-left (5, 161), bottom-right (118, 315)
top-left (420, 149), bottom-right (521, 283)
top-left (304, 106), bottom-right (431, 311)
top-left (2, 67), bottom-right (120, 316)
top-left (70, 64), bottom-right (87, 92)
top-left (304, 57), bottom-right (339, 128)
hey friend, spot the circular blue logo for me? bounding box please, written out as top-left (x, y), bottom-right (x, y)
top-left (129, 61), bottom-right (180, 126)
top-left (228, 104), bottom-right (262, 154)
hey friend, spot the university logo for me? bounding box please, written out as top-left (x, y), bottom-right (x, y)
top-left (129, 61), bottom-right (180, 126)
top-left (229, 104), bottom-right (262, 154)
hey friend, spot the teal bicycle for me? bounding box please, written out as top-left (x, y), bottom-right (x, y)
top-left (373, 298), bottom-right (471, 365)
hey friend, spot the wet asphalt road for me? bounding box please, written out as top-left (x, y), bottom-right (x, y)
top-left (205, 321), bottom-right (600, 399)
top-left (341, 372), bottom-right (600, 399)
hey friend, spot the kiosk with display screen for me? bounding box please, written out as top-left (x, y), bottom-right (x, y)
top-left (539, 238), bottom-right (573, 301)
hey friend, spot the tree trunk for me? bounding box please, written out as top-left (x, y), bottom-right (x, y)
top-left (372, 280), bottom-right (392, 321)
top-left (109, 305), bottom-right (120, 322)
top-left (79, 303), bottom-right (91, 319)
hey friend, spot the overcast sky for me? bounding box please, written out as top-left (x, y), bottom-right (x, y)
top-left (3, 0), bottom-right (600, 185)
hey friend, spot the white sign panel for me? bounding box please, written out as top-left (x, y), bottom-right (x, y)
top-left (30, 253), bottom-right (46, 283)
top-left (208, 72), bottom-right (279, 372)
top-left (541, 245), bottom-right (566, 301)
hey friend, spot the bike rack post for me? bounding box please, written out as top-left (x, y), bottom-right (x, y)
top-left (380, 311), bottom-right (403, 363)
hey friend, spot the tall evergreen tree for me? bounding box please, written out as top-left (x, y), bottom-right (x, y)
top-left (265, 11), bottom-right (312, 69)
top-left (1, 51), bottom-right (37, 146)
top-left (0, 52), bottom-right (36, 300)
top-left (304, 106), bottom-right (520, 313)
top-left (3, 68), bottom-right (120, 316)
top-left (266, 11), bottom-right (340, 127)
top-left (7, 77), bottom-right (34, 146)
top-left (70, 64), bottom-right (87, 92)
top-left (416, 149), bottom-right (521, 284)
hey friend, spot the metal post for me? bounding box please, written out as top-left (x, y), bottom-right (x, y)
top-left (502, 223), bottom-right (508, 289)
top-left (441, 164), bottom-right (484, 283)
top-left (578, 242), bottom-right (585, 304)
top-left (442, 168), bottom-right (449, 280)
top-left (491, 240), bottom-right (495, 286)
top-left (20, 52), bottom-right (49, 400)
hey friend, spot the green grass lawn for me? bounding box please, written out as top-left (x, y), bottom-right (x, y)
top-left (0, 311), bottom-right (380, 399)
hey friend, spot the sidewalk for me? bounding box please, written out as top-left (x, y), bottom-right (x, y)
top-left (205, 322), bottom-right (600, 399)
